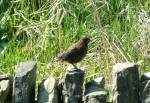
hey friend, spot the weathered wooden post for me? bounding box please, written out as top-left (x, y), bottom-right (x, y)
top-left (37, 77), bottom-right (58, 103)
top-left (13, 61), bottom-right (36, 103)
top-left (0, 74), bottom-right (13, 103)
top-left (140, 72), bottom-right (150, 103)
top-left (112, 62), bottom-right (139, 103)
top-left (83, 77), bottom-right (108, 103)
top-left (62, 67), bottom-right (84, 103)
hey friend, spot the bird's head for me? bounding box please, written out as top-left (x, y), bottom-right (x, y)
top-left (81, 37), bottom-right (90, 44)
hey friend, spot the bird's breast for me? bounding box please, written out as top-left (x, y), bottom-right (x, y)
top-left (65, 46), bottom-right (88, 63)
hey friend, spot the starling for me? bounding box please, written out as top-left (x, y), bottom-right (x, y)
top-left (56, 37), bottom-right (90, 68)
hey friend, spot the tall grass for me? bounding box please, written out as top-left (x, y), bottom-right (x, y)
top-left (0, 0), bottom-right (149, 88)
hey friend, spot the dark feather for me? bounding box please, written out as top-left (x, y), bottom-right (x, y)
top-left (57, 37), bottom-right (90, 65)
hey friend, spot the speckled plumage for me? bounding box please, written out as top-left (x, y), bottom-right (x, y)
top-left (57, 37), bottom-right (90, 67)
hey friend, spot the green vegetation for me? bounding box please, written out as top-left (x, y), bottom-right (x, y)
top-left (0, 0), bottom-right (150, 87)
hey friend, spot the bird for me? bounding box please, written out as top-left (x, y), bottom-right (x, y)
top-left (56, 37), bottom-right (90, 68)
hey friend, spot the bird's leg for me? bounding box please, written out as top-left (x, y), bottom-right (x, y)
top-left (72, 63), bottom-right (77, 69)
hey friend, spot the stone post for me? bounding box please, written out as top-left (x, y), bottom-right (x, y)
top-left (84, 77), bottom-right (108, 103)
top-left (62, 67), bottom-right (84, 103)
top-left (0, 74), bottom-right (13, 103)
top-left (112, 62), bottom-right (139, 103)
top-left (13, 61), bottom-right (36, 103)
top-left (37, 77), bottom-right (58, 103)
top-left (140, 72), bottom-right (150, 103)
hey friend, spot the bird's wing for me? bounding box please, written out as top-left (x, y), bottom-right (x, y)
top-left (57, 43), bottom-right (78, 61)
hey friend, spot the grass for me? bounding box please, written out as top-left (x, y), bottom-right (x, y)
top-left (0, 0), bottom-right (150, 100)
